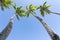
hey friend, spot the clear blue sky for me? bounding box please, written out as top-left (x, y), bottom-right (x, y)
top-left (0, 0), bottom-right (60, 40)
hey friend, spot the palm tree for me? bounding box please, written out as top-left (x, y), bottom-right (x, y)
top-left (0, 16), bottom-right (14, 40)
top-left (27, 4), bottom-right (60, 40)
top-left (0, 1), bottom-right (60, 40)
top-left (32, 13), bottom-right (60, 40)
top-left (0, 3), bottom-right (26, 40)
top-left (37, 2), bottom-right (60, 16)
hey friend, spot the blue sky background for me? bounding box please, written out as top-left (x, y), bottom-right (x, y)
top-left (0, 0), bottom-right (60, 40)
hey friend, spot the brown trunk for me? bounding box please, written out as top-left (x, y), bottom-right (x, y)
top-left (45, 9), bottom-right (60, 15)
top-left (32, 13), bottom-right (60, 40)
top-left (0, 16), bottom-right (14, 40)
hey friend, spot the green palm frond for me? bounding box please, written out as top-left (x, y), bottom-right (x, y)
top-left (46, 5), bottom-right (51, 9)
top-left (25, 11), bottom-right (31, 17)
top-left (43, 2), bottom-right (46, 7)
top-left (39, 2), bottom-right (51, 16)
top-left (13, 3), bottom-right (17, 10)
top-left (14, 6), bottom-right (26, 20)
top-left (18, 10), bottom-right (25, 17)
top-left (26, 4), bottom-right (38, 12)
top-left (29, 4), bottom-right (32, 10)
top-left (1, 4), bottom-right (4, 10)
top-left (3, 0), bottom-right (13, 8)
top-left (15, 13), bottom-right (20, 20)
top-left (0, 0), bottom-right (13, 10)
top-left (40, 6), bottom-right (44, 16)
top-left (26, 6), bottom-right (29, 10)
top-left (25, 4), bottom-right (38, 17)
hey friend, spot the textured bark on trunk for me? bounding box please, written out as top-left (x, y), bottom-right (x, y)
top-left (0, 16), bottom-right (14, 40)
top-left (32, 14), bottom-right (60, 40)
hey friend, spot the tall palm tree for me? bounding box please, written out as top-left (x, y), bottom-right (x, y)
top-left (21, 4), bottom-right (60, 40)
top-left (0, 3), bottom-right (25, 40)
top-left (32, 13), bottom-right (60, 40)
top-left (0, 16), bottom-right (14, 40)
top-left (23, 3), bottom-right (60, 40)
top-left (0, 1), bottom-right (60, 40)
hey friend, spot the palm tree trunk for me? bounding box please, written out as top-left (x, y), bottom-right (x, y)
top-left (32, 13), bottom-right (60, 40)
top-left (0, 16), bottom-right (14, 40)
top-left (50, 11), bottom-right (60, 15)
top-left (45, 9), bottom-right (60, 15)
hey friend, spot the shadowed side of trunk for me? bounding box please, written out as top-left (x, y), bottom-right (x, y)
top-left (0, 16), bottom-right (14, 40)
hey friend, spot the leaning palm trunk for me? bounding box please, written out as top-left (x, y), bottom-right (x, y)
top-left (0, 16), bottom-right (14, 40)
top-left (45, 9), bottom-right (60, 15)
top-left (50, 11), bottom-right (60, 15)
top-left (32, 14), bottom-right (60, 40)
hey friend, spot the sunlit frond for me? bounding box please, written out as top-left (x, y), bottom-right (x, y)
top-left (39, 2), bottom-right (51, 16)
top-left (0, 0), bottom-right (13, 10)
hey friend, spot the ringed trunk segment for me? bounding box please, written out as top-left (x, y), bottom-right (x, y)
top-left (32, 13), bottom-right (59, 39)
top-left (0, 16), bottom-right (14, 40)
